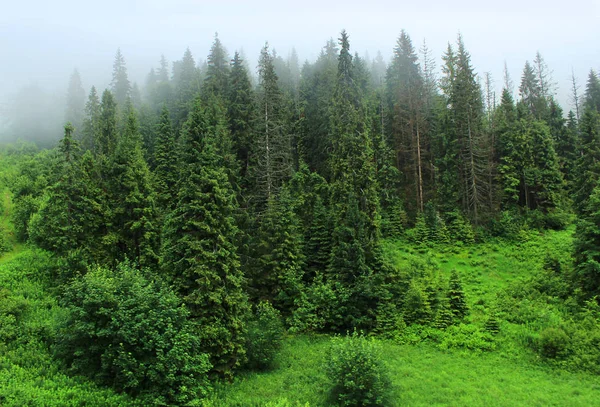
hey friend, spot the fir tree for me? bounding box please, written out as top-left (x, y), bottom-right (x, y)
top-left (227, 51), bottom-right (256, 183)
top-left (448, 270), bottom-right (468, 320)
top-left (204, 33), bottom-right (230, 98)
top-left (111, 48), bottom-right (131, 106)
top-left (250, 43), bottom-right (293, 211)
top-left (574, 185), bottom-right (600, 301)
top-left (250, 188), bottom-right (305, 321)
top-left (98, 89), bottom-right (118, 156)
top-left (80, 86), bottom-right (101, 152)
top-left (105, 105), bottom-right (157, 267)
top-left (160, 97), bottom-right (249, 377)
top-left (584, 69), bottom-right (600, 112)
top-left (574, 108), bottom-right (600, 213)
top-left (153, 105), bottom-right (178, 210)
top-left (65, 69), bottom-right (86, 133)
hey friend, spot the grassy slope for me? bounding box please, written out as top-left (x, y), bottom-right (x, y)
top-left (210, 230), bottom-right (600, 406)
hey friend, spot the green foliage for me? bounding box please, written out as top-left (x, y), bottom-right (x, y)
top-left (161, 98), bottom-right (249, 378)
top-left (326, 332), bottom-right (391, 407)
top-left (446, 211), bottom-right (475, 243)
top-left (244, 301), bottom-right (285, 371)
top-left (250, 189), bottom-right (305, 319)
top-left (448, 270), bottom-right (469, 320)
top-left (537, 327), bottom-right (570, 359)
top-left (57, 262), bottom-right (212, 404)
top-left (573, 185), bottom-right (600, 300)
top-left (0, 226), bottom-right (12, 254)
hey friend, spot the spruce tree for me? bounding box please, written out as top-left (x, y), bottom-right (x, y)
top-left (153, 105), bottom-right (178, 210)
top-left (80, 86), bottom-right (101, 152)
top-left (574, 108), bottom-right (600, 213)
top-left (584, 69), bottom-right (600, 112)
top-left (227, 51), bottom-right (256, 183)
top-left (326, 31), bottom-right (383, 330)
top-left (105, 105), bottom-right (157, 267)
top-left (250, 43), bottom-right (293, 211)
top-left (250, 188), bottom-right (305, 321)
top-left (111, 48), bottom-right (131, 106)
top-left (448, 269), bottom-right (468, 320)
top-left (204, 33), bottom-right (230, 99)
top-left (65, 69), bottom-right (86, 133)
top-left (98, 89), bottom-right (118, 156)
top-left (574, 185), bottom-right (600, 301)
top-left (160, 97), bottom-right (249, 377)
top-left (29, 124), bottom-right (105, 263)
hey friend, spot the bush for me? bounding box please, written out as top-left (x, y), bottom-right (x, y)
top-left (244, 301), bottom-right (284, 370)
top-left (537, 327), bottom-right (570, 359)
top-left (325, 331), bottom-right (391, 407)
top-left (57, 262), bottom-right (211, 405)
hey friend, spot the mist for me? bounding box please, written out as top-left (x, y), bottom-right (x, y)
top-left (1, 0), bottom-right (598, 145)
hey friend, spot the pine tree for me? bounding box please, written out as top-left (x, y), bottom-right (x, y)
top-left (29, 124), bottom-right (105, 263)
top-left (81, 86), bottom-right (101, 152)
top-left (250, 43), bottom-right (293, 211)
top-left (519, 60), bottom-right (546, 119)
top-left (204, 33), bottom-right (230, 98)
top-left (573, 185), bottom-right (600, 301)
top-left (65, 69), bottom-right (86, 133)
top-left (298, 38), bottom-right (339, 177)
top-left (574, 108), bottom-right (600, 213)
top-left (250, 188), bottom-right (305, 321)
top-left (448, 269), bottom-right (468, 320)
top-left (160, 97), bottom-right (249, 377)
top-left (386, 30), bottom-right (427, 215)
top-left (153, 105), bottom-right (178, 210)
top-left (105, 105), bottom-right (157, 267)
top-left (111, 48), bottom-right (131, 106)
top-left (326, 31), bottom-right (383, 330)
top-left (584, 69), bottom-right (600, 112)
top-left (227, 51), bottom-right (256, 183)
top-left (97, 89), bottom-right (118, 156)
top-left (172, 47), bottom-right (200, 127)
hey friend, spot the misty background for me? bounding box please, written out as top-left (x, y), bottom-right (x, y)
top-left (1, 0), bottom-right (598, 145)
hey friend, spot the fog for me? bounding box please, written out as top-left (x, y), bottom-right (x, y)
top-left (1, 0), bottom-right (598, 145)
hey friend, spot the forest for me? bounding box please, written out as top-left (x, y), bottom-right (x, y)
top-left (1, 28), bottom-right (600, 406)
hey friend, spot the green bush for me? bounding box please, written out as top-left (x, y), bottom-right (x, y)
top-left (57, 262), bottom-right (212, 405)
top-left (537, 327), bottom-right (570, 359)
top-left (325, 331), bottom-right (391, 407)
top-left (244, 301), bottom-right (284, 370)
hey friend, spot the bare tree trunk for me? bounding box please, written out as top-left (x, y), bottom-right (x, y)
top-left (416, 122), bottom-right (424, 213)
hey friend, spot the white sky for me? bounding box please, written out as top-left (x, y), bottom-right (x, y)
top-left (1, 0), bottom-right (599, 110)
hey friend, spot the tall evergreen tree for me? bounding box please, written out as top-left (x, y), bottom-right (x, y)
top-left (97, 89), bottom-right (118, 156)
top-left (250, 43), bottom-right (293, 211)
top-left (65, 69), bottom-right (86, 133)
top-left (227, 51), bottom-right (256, 183)
top-left (160, 98), bottom-right (249, 377)
top-left (204, 33), bottom-right (230, 98)
top-left (574, 108), bottom-right (600, 213)
top-left (584, 69), bottom-right (600, 113)
top-left (105, 105), bottom-right (157, 267)
top-left (153, 105), bottom-right (178, 210)
top-left (326, 30), bottom-right (383, 330)
top-left (172, 47), bottom-right (200, 127)
top-left (80, 86), bottom-right (101, 152)
top-left (111, 48), bottom-right (131, 106)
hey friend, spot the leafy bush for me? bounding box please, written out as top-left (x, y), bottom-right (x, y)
top-left (489, 210), bottom-right (524, 239)
top-left (537, 327), bottom-right (570, 359)
top-left (325, 331), bottom-right (391, 407)
top-left (244, 301), bottom-right (284, 370)
top-left (438, 323), bottom-right (496, 352)
top-left (57, 262), bottom-right (211, 405)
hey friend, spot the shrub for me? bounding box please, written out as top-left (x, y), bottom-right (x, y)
top-left (244, 301), bottom-right (285, 371)
top-left (537, 327), bottom-right (570, 359)
top-left (325, 331), bottom-right (391, 407)
top-left (0, 226), bottom-right (12, 254)
top-left (57, 262), bottom-right (211, 405)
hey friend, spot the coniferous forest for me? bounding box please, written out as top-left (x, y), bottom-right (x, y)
top-left (2, 28), bottom-right (600, 406)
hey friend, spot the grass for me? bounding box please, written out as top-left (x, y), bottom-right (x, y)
top-left (208, 334), bottom-right (600, 406)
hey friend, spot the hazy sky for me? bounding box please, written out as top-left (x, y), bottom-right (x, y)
top-left (1, 0), bottom-right (599, 110)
